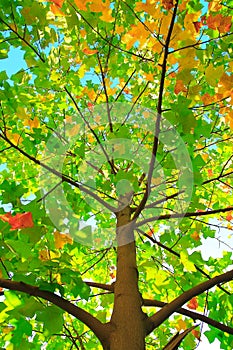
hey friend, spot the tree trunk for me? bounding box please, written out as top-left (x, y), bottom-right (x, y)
top-left (109, 205), bottom-right (147, 350)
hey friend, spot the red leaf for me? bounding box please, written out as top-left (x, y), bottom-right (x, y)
top-left (0, 212), bottom-right (34, 230)
top-left (226, 212), bottom-right (233, 222)
top-left (147, 228), bottom-right (154, 237)
top-left (162, 0), bottom-right (174, 10)
top-left (50, 0), bottom-right (64, 7)
top-left (187, 297), bottom-right (198, 310)
top-left (206, 14), bottom-right (232, 33)
top-left (193, 21), bottom-right (202, 33)
top-left (110, 272), bottom-right (115, 279)
top-left (87, 102), bottom-right (94, 112)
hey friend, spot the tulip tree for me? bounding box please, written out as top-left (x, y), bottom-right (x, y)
top-left (0, 0), bottom-right (233, 349)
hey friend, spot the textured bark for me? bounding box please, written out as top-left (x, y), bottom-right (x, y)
top-left (108, 205), bottom-right (147, 350)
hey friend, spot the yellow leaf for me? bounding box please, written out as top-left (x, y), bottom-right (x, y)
top-left (135, 0), bottom-right (160, 18)
top-left (50, 70), bottom-right (60, 81)
top-left (94, 115), bottom-right (101, 123)
top-left (219, 73), bottom-right (233, 91)
top-left (208, 0), bottom-right (223, 12)
top-left (225, 110), bottom-right (233, 130)
top-left (24, 117), bottom-right (40, 129)
top-left (180, 251), bottom-right (196, 272)
top-left (100, 9), bottom-right (114, 23)
top-left (160, 12), bottom-right (172, 36)
top-left (54, 230), bottom-right (73, 249)
top-left (122, 23), bottom-right (149, 50)
top-left (114, 143), bottom-right (125, 155)
top-left (6, 344), bottom-right (14, 350)
top-left (3, 326), bottom-right (14, 334)
top-left (65, 115), bottom-right (73, 123)
top-left (78, 64), bottom-right (86, 78)
top-left (39, 249), bottom-right (50, 261)
top-left (16, 106), bottom-right (28, 119)
top-left (6, 131), bottom-right (22, 145)
top-left (87, 133), bottom-right (95, 143)
top-left (151, 177), bottom-right (162, 185)
top-left (68, 124), bottom-right (81, 136)
top-left (176, 319), bottom-right (187, 331)
top-left (155, 270), bottom-right (169, 286)
top-left (205, 64), bottom-right (224, 87)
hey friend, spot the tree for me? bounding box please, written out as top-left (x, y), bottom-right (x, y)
top-left (0, 0), bottom-right (233, 348)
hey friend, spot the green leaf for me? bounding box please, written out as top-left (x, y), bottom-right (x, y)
top-left (36, 306), bottom-right (64, 335)
top-left (11, 317), bottom-right (32, 346)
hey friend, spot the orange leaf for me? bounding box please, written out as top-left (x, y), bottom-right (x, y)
top-left (68, 124), bottom-right (81, 137)
top-left (207, 169), bottom-right (213, 177)
top-left (192, 329), bottom-right (201, 340)
top-left (187, 297), bottom-right (198, 310)
top-left (174, 80), bottom-right (187, 94)
top-left (191, 231), bottom-right (200, 241)
top-left (0, 212), bottom-right (12, 223)
top-left (24, 117), bottom-right (40, 129)
top-left (100, 9), bottom-right (114, 23)
top-left (83, 47), bottom-right (98, 55)
top-left (50, 3), bottom-right (66, 16)
top-left (39, 249), bottom-right (50, 261)
top-left (0, 212), bottom-right (34, 230)
top-left (147, 228), bottom-right (154, 237)
top-left (74, 0), bottom-right (89, 11)
top-left (54, 231), bottom-right (73, 249)
top-left (226, 212), bottom-right (233, 222)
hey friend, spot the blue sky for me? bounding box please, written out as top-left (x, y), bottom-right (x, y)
top-left (0, 47), bottom-right (26, 77)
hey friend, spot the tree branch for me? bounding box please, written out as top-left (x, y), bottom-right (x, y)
top-left (137, 228), bottom-right (230, 295)
top-left (0, 17), bottom-right (45, 62)
top-left (143, 299), bottom-right (233, 335)
top-left (136, 206), bottom-right (233, 227)
top-left (170, 31), bottom-right (233, 54)
top-left (84, 281), bottom-right (233, 335)
top-left (133, 0), bottom-right (179, 220)
top-left (0, 133), bottom-right (115, 212)
top-left (0, 278), bottom-right (110, 345)
top-left (64, 86), bottom-right (116, 175)
top-left (145, 269), bottom-right (233, 334)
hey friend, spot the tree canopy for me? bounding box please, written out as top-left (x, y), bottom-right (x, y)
top-left (0, 0), bottom-right (233, 349)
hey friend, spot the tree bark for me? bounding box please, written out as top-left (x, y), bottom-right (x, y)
top-left (109, 205), bottom-right (147, 350)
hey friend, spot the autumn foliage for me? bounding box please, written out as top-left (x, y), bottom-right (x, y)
top-left (0, 0), bottom-right (233, 349)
